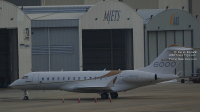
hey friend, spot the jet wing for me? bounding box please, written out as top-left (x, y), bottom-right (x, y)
top-left (60, 76), bottom-right (117, 93)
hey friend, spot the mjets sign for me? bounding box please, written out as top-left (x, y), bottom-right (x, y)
top-left (170, 13), bottom-right (179, 25)
top-left (103, 10), bottom-right (121, 24)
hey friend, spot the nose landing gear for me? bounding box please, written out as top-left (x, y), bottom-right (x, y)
top-left (23, 90), bottom-right (29, 100)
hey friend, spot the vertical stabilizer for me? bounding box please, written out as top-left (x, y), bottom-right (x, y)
top-left (139, 45), bottom-right (194, 74)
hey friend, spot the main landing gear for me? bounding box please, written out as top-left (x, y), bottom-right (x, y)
top-left (110, 92), bottom-right (118, 99)
top-left (101, 92), bottom-right (118, 99)
top-left (23, 90), bottom-right (29, 100)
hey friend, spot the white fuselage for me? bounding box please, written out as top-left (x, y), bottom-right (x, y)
top-left (9, 70), bottom-right (178, 93)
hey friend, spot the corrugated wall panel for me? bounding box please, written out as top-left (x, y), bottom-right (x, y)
top-left (32, 55), bottom-right (49, 71)
top-left (175, 31), bottom-right (184, 75)
top-left (166, 31), bottom-right (174, 46)
top-left (50, 27), bottom-right (79, 71)
top-left (184, 30), bottom-right (192, 76)
top-left (148, 32), bottom-right (157, 64)
top-left (32, 28), bottom-right (48, 71)
top-left (31, 20), bottom-right (79, 28)
top-left (166, 31), bottom-right (175, 73)
top-left (157, 31), bottom-right (165, 55)
top-left (32, 28), bottom-right (48, 46)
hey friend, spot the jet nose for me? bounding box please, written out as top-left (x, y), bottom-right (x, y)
top-left (9, 80), bottom-right (18, 88)
top-left (9, 83), bottom-right (15, 88)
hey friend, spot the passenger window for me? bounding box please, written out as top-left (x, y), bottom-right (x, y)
top-left (84, 77), bottom-right (86, 80)
top-left (78, 77), bottom-right (80, 80)
top-left (73, 77), bottom-right (75, 80)
top-left (57, 77), bottom-right (59, 80)
top-left (90, 77), bottom-right (92, 80)
top-left (63, 77), bottom-right (65, 80)
top-left (47, 77), bottom-right (49, 81)
top-left (42, 78), bottom-right (44, 81)
top-left (68, 77), bottom-right (70, 80)
top-left (52, 77), bottom-right (54, 80)
top-left (22, 76), bottom-right (28, 79)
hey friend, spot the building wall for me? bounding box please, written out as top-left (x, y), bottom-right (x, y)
top-left (158, 0), bottom-right (189, 12)
top-left (41, 0), bottom-right (84, 5)
top-left (84, 0), bottom-right (188, 11)
top-left (191, 0), bottom-right (200, 21)
top-left (5, 0), bottom-right (41, 6)
top-left (84, 0), bottom-right (118, 5)
top-left (0, 1), bottom-right (32, 79)
top-left (123, 0), bottom-right (159, 9)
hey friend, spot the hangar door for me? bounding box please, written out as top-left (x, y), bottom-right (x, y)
top-left (83, 29), bottom-right (133, 71)
top-left (147, 30), bottom-right (193, 77)
top-left (32, 27), bottom-right (79, 71)
top-left (0, 29), bottom-right (18, 86)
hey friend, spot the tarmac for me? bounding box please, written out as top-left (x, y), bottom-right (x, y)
top-left (0, 81), bottom-right (200, 112)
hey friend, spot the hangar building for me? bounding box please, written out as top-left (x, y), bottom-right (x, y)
top-left (23, 1), bottom-right (144, 72)
top-left (137, 9), bottom-right (200, 76)
top-left (22, 1), bottom-right (200, 77)
top-left (0, 1), bottom-right (31, 84)
top-left (1, 1), bottom-right (200, 85)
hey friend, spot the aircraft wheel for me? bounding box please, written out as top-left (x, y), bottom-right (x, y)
top-left (23, 96), bottom-right (29, 100)
top-left (181, 79), bottom-right (185, 83)
top-left (110, 92), bottom-right (118, 99)
top-left (101, 92), bottom-right (108, 99)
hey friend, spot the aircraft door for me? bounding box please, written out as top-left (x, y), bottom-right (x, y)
top-left (32, 74), bottom-right (40, 89)
top-left (33, 74), bottom-right (39, 84)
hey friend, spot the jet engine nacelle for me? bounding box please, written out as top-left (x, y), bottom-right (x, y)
top-left (122, 70), bottom-right (157, 83)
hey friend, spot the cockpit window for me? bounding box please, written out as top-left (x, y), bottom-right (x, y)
top-left (22, 76), bottom-right (28, 79)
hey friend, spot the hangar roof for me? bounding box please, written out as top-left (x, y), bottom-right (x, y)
top-left (21, 5), bottom-right (93, 14)
top-left (21, 5), bottom-right (92, 20)
top-left (27, 13), bottom-right (85, 20)
top-left (137, 9), bottom-right (165, 24)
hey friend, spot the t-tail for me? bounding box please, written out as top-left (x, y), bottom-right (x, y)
top-left (139, 45), bottom-right (194, 74)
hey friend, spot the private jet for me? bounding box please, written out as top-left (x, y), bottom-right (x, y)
top-left (10, 45), bottom-right (196, 100)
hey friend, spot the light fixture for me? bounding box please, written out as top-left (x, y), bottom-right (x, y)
top-left (166, 6), bottom-right (169, 10)
top-left (95, 18), bottom-right (98, 20)
top-left (127, 18), bottom-right (130, 20)
top-left (150, 15), bottom-right (153, 19)
top-left (182, 6), bottom-right (184, 10)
